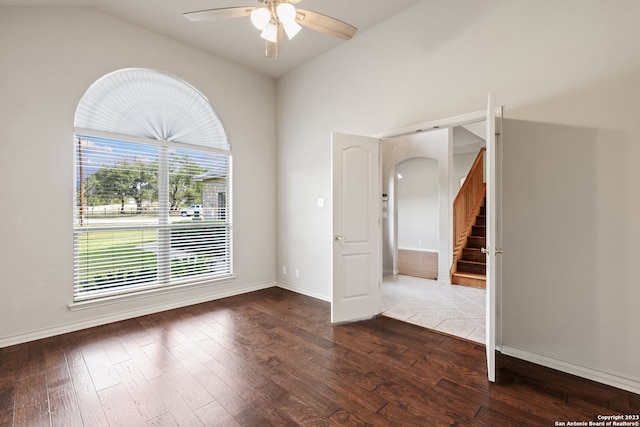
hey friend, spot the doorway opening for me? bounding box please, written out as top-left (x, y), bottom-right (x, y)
top-left (331, 99), bottom-right (500, 381)
top-left (380, 120), bottom-right (488, 343)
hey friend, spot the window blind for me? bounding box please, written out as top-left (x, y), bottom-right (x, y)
top-left (74, 68), bottom-right (229, 151)
top-left (74, 135), bottom-right (231, 300)
top-left (73, 68), bottom-right (232, 302)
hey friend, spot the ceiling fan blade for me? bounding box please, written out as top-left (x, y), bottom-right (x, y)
top-left (265, 22), bottom-right (284, 60)
top-left (288, 0), bottom-right (304, 4)
top-left (295, 9), bottom-right (357, 40)
top-left (183, 7), bottom-right (255, 22)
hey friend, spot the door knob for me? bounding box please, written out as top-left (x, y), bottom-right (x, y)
top-left (334, 235), bottom-right (345, 242)
top-left (481, 247), bottom-right (503, 255)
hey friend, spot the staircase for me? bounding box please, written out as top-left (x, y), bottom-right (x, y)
top-left (451, 199), bottom-right (486, 288)
top-left (450, 147), bottom-right (487, 289)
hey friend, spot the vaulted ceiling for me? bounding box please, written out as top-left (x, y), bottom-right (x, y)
top-left (1, 0), bottom-right (422, 78)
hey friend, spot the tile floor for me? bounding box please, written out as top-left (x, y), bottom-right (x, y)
top-left (381, 274), bottom-right (486, 344)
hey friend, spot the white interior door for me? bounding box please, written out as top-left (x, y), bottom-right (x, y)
top-left (331, 132), bottom-right (381, 323)
top-left (485, 94), bottom-right (498, 382)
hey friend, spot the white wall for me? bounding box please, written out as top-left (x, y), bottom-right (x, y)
top-left (0, 7), bottom-right (277, 345)
top-left (277, 0), bottom-right (640, 392)
top-left (397, 158), bottom-right (439, 251)
top-left (452, 152), bottom-right (479, 193)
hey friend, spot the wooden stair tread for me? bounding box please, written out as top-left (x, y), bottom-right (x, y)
top-left (456, 259), bottom-right (486, 275)
top-left (466, 236), bottom-right (486, 248)
top-left (461, 247), bottom-right (485, 263)
top-left (452, 272), bottom-right (485, 279)
top-left (471, 226), bottom-right (486, 237)
top-left (457, 260), bottom-right (485, 266)
top-left (451, 271), bottom-right (486, 289)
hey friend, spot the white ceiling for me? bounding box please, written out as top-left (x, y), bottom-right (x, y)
top-left (1, 0), bottom-right (423, 78)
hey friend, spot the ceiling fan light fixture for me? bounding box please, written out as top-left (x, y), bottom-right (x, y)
top-left (250, 7), bottom-right (271, 30)
top-left (276, 3), bottom-right (296, 24)
top-left (275, 3), bottom-right (300, 40)
top-left (282, 20), bottom-right (302, 39)
top-left (183, 2), bottom-right (358, 59)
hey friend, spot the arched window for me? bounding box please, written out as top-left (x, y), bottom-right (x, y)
top-left (73, 68), bottom-right (232, 301)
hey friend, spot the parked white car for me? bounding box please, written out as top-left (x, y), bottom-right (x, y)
top-left (180, 205), bottom-right (202, 216)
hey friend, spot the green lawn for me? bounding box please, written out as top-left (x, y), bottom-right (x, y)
top-left (76, 229), bottom-right (158, 291)
top-left (76, 228), bottom-right (220, 293)
top-left (78, 229), bottom-right (158, 252)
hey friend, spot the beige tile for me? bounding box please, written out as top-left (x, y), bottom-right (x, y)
top-left (435, 318), bottom-right (479, 338)
top-left (382, 305), bottom-right (420, 321)
top-left (467, 325), bottom-right (486, 344)
top-left (383, 275), bottom-right (486, 343)
top-left (459, 305), bottom-right (486, 322)
top-left (406, 309), bottom-right (466, 329)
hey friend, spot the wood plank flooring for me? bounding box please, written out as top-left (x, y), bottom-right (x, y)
top-left (398, 249), bottom-right (438, 280)
top-left (1, 287), bottom-right (638, 426)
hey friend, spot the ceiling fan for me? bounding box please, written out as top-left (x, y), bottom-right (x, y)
top-left (183, 0), bottom-right (358, 60)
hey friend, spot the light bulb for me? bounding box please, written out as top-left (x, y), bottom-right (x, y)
top-left (250, 7), bottom-right (271, 30)
top-left (282, 21), bottom-right (302, 39)
top-left (276, 3), bottom-right (301, 39)
top-left (276, 3), bottom-right (296, 24)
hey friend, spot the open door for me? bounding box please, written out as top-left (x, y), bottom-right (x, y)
top-left (485, 93), bottom-right (499, 382)
top-left (331, 132), bottom-right (381, 323)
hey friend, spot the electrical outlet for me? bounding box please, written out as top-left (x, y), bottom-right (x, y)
top-left (282, 266), bottom-right (286, 275)
top-left (295, 269), bottom-right (300, 278)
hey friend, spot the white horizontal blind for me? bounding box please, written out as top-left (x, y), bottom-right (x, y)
top-left (73, 68), bottom-right (232, 302)
top-left (74, 68), bottom-right (229, 151)
top-left (74, 135), bottom-right (231, 300)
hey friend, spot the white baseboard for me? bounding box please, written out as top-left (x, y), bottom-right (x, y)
top-left (398, 247), bottom-right (438, 253)
top-left (0, 281), bottom-right (275, 349)
top-left (438, 276), bottom-right (452, 285)
top-left (277, 281), bottom-right (330, 302)
top-left (501, 345), bottom-right (640, 395)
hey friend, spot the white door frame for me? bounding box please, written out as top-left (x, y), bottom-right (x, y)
top-left (375, 106), bottom-right (503, 379)
top-left (374, 110), bottom-right (488, 140)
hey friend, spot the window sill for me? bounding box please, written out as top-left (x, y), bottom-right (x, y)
top-left (68, 275), bottom-right (236, 311)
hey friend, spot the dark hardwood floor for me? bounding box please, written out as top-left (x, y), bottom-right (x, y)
top-left (1, 288), bottom-right (638, 426)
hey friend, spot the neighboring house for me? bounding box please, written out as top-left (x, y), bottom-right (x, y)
top-left (193, 170), bottom-right (227, 221)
